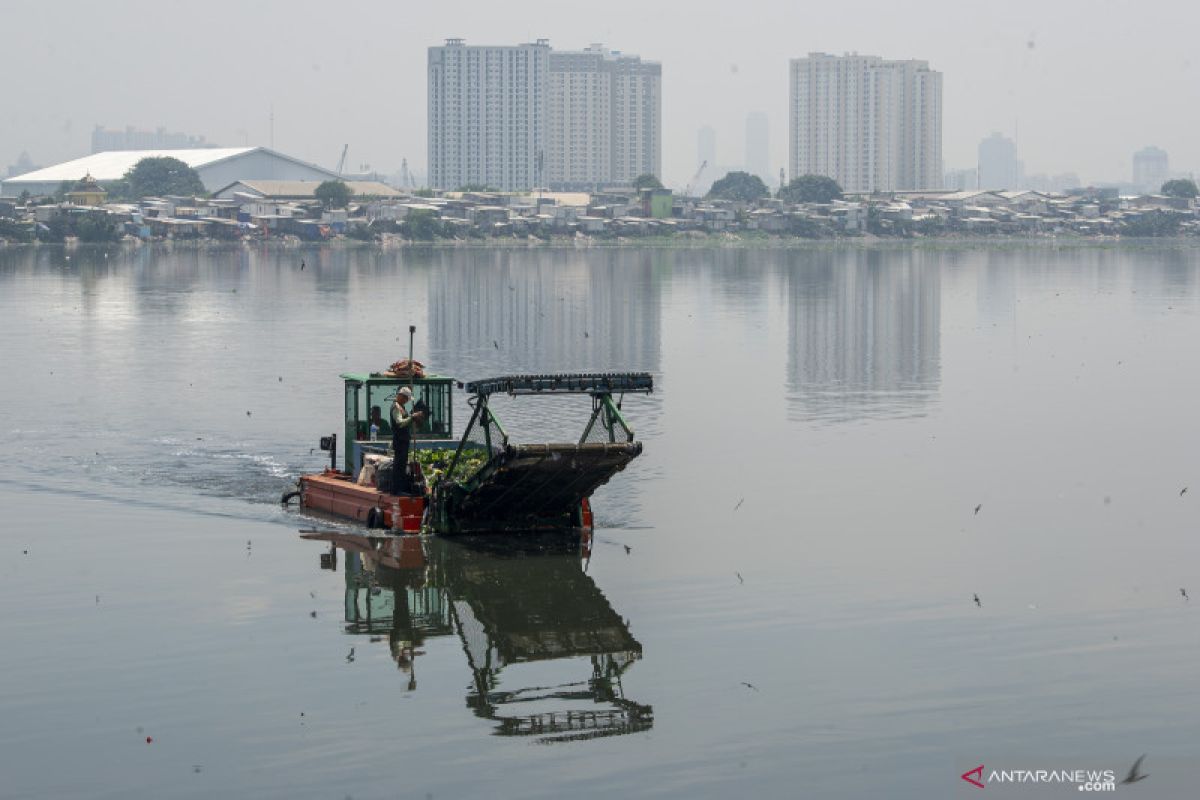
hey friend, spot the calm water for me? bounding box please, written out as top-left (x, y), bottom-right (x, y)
top-left (2, 243), bottom-right (1200, 798)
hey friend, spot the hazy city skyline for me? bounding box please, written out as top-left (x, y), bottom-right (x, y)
top-left (2, 0), bottom-right (1197, 189)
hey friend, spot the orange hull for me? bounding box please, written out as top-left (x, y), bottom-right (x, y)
top-left (299, 470), bottom-right (426, 533)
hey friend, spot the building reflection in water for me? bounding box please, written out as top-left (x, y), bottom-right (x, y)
top-left (786, 250), bottom-right (941, 422)
top-left (424, 250), bottom-right (667, 513)
top-left (302, 530), bottom-right (652, 743)
top-left (426, 250), bottom-right (663, 377)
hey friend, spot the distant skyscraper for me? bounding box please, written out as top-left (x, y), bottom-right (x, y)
top-left (427, 39), bottom-right (551, 191)
top-left (697, 126), bottom-right (716, 170)
top-left (789, 53), bottom-right (942, 193)
top-left (977, 133), bottom-right (1018, 190)
top-left (1132, 146), bottom-right (1169, 193)
top-left (943, 167), bottom-right (978, 191)
top-left (546, 45), bottom-right (661, 190)
top-left (745, 112), bottom-right (769, 183)
top-left (91, 126), bottom-right (211, 153)
top-left (5, 151), bottom-right (38, 178)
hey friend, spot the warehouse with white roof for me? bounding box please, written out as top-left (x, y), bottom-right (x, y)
top-left (0, 146), bottom-right (340, 197)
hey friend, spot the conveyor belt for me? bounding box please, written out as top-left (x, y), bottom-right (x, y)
top-left (451, 442), bottom-right (641, 530)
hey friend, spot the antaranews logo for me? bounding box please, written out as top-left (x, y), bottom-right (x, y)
top-left (960, 764), bottom-right (1118, 792)
top-left (961, 765), bottom-right (985, 789)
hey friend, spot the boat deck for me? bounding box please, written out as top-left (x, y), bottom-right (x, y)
top-left (300, 470), bottom-right (426, 532)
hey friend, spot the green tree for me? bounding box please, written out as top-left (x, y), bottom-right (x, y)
top-left (633, 173), bottom-right (663, 190)
top-left (0, 218), bottom-right (33, 242)
top-left (784, 216), bottom-right (825, 238)
top-left (36, 216), bottom-right (68, 243)
top-left (124, 157), bottom-right (206, 198)
top-left (314, 180), bottom-right (353, 209)
top-left (1121, 210), bottom-right (1181, 237)
top-left (106, 177), bottom-right (132, 201)
top-left (778, 174), bottom-right (843, 204)
top-left (345, 220), bottom-right (377, 241)
top-left (413, 188), bottom-right (436, 198)
top-left (706, 171), bottom-right (769, 203)
top-left (915, 216), bottom-right (946, 237)
top-left (454, 184), bottom-right (497, 193)
top-left (1161, 178), bottom-right (1199, 199)
top-left (402, 208), bottom-right (443, 241)
top-left (75, 213), bottom-right (121, 243)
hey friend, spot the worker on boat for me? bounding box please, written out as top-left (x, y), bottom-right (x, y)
top-left (390, 387), bottom-right (425, 494)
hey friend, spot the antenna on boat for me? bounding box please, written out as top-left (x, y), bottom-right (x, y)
top-left (408, 325), bottom-right (416, 396)
top-left (408, 325), bottom-right (418, 469)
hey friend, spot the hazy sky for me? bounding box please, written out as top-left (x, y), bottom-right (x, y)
top-left (2, 0), bottom-right (1197, 187)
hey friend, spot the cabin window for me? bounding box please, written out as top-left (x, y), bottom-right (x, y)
top-left (415, 382), bottom-right (451, 437)
top-left (358, 381), bottom-right (452, 440)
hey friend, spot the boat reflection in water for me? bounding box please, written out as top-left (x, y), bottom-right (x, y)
top-left (301, 530), bottom-right (652, 743)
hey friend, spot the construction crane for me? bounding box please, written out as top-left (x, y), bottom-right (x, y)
top-left (336, 144), bottom-right (349, 176)
top-left (684, 160), bottom-right (707, 198)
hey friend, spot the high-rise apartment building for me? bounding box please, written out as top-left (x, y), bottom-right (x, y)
top-left (789, 53), bottom-right (942, 193)
top-left (977, 132), bottom-right (1019, 189)
top-left (745, 112), bottom-right (769, 184)
top-left (943, 167), bottom-right (978, 191)
top-left (546, 45), bottom-right (661, 190)
top-left (1132, 146), bottom-right (1169, 193)
top-left (428, 39), bottom-right (660, 192)
top-left (427, 39), bottom-right (550, 192)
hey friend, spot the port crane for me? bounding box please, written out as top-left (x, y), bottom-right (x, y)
top-left (684, 160), bottom-right (707, 198)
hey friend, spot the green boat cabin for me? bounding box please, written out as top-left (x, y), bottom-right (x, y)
top-left (339, 373), bottom-right (456, 474)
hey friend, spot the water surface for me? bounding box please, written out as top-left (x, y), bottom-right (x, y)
top-left (2, 243), bottom-right (1200, 798)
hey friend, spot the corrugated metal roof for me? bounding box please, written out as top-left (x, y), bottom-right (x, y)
top-left (4, 148), bottom-right (257, 183)
top-left (224, 180), bottom-right (403, 198)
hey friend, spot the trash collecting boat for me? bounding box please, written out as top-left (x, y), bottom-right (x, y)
top-left (287, 368), bottom-right (652, 534)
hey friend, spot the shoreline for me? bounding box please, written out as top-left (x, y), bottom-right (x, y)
top-left (3, 233), bottom-right (1200, 253)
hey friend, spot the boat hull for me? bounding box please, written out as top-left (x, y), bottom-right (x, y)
top-left (299, 470), bottom-right (426, 532)
top-left (297, 468), bottom-right (594, 535)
